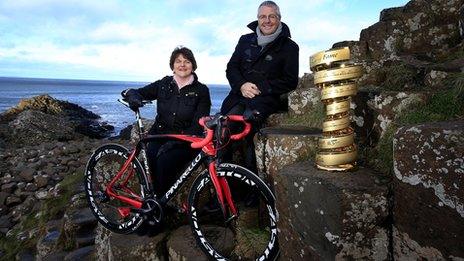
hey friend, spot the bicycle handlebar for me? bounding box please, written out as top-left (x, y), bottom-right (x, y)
top-left (190, 115), bottom-right (251, 149)
top-left (118, 98), bottom-right (152, 109)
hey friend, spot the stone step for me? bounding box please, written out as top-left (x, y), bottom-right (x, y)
top-left (393, 120), bottom-right (464, 259)
top-left (69, 208), bottom-right (97, 227)
top-left (275, 161), bottom-right (390, 260)
top-left (255, 126), bottom-right (321, 187)
top-left (64, 245), bottom-right (94, 261)
top-left (36, 219), bottom-right (62, 259)
top-left (166, 225), bottom-right (209, 261)
top-left (94, 223), bottom-right (167, 260)
top-left (288, 86), bottom-right (320, 117)
top-left (75, 229), bottom-right (96, 248)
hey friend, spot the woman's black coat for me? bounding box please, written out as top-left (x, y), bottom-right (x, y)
top-left (134, 74), bottom-right (211, 136)
top-left (220, 21), bottom-right (299, 118)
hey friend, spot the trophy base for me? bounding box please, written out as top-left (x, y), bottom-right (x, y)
top-left (316, 163), bottom-right (356, 172)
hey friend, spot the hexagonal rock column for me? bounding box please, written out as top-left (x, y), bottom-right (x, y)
top-left (352, 90), bottom-right (428, 146)
top-left (288, 86), bottom-right (321, 117)
top-left (166, 225), bottom-right (210, 261)
top-left (275, 161), bottom-right (389, 260)
top-left (255, 126), bottom-right (320, 187)
top-left (393, 121), bottom-right (464, 259)
top-left (94, 224), bottom-right (167, 260)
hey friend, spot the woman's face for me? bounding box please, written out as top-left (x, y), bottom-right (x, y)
top-left (173, 54), bottom-right (193, 78)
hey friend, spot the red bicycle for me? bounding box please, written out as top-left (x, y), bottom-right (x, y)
top-left (84, 98), bottom-right (279, 260)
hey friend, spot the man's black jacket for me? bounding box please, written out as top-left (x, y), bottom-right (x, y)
top-left (220, 21), bottom-right (299, 118)
top-left (134, 74), bottom-right (211, 136)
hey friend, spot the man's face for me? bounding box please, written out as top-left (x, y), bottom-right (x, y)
top-left (257, 6), bottom-right (280, 36)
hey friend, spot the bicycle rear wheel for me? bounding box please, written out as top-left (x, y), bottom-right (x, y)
top-left (188, 163), bottom-right (279, 261)
top-left (85, 144), bottom-right (146, 234)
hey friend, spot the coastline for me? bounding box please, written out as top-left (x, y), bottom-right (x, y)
top-left (0, 76), bottom-right (230, 135)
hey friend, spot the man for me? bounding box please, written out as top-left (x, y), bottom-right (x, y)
top-left (220, 1), bottom-right (299, 173)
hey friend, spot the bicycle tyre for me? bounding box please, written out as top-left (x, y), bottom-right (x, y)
top-left (85, 144), bottom-right (146, 234)
top-left (188, 163), bottom-right (279, 261)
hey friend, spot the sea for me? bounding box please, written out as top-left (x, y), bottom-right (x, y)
top-left (0, 77), bottom-right (230, 134)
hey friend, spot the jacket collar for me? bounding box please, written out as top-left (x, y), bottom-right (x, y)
top-left (170, 72), bottom-right (199, 90)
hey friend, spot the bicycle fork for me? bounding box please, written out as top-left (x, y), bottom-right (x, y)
top-left (208, 161), bottom-right (238, 219)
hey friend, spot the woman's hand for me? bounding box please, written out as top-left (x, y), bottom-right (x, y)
top-left (122, 89), bottom-right (143, 111)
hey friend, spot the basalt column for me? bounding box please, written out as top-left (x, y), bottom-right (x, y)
top-left (309, 47), bottom-right (362, 171)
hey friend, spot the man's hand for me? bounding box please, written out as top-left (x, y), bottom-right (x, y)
top-left (240, 82), bottom-right (261, 98)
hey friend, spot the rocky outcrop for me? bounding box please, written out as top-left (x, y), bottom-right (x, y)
top-left (8, 110), bottom-right (76, 145)
top-left (0, 95), bottom-right (113, 145)
top-left (0, 136), bottom-right (108, 259)
top-left (359, 0), bottom-right (463, 61)
top-left (393, 121), bottom-right (464, 259)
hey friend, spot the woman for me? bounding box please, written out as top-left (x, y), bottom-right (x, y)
top-left (123, 46), bottom-right (211, 196)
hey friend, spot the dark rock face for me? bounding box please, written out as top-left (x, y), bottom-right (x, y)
top-left (393, 121), bottom-right (464, 259)
top-left (275, 162), bottom-right (390, 260)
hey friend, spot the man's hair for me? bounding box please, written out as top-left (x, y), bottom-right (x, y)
top-left (169, 46), bottom-right (197, 71)
top-left (258, 1), bottom-right (281, 19)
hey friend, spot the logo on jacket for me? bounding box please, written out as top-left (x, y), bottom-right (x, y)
top-left (265, 54), bottom-right (273, 61)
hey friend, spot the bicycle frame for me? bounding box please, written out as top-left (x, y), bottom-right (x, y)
top-left (104, 130), bottom-right (238, 218)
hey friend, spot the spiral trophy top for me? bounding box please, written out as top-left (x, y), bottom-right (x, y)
top-left (309, 47), bottom-right (363, 171)
top-left (310, 47), bottom-right (350, 71)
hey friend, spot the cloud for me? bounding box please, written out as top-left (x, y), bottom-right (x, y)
top-left (0, 0), bottom-right (409, 83)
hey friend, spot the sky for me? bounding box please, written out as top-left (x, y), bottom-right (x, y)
top-left (0, 0), bottom-right (409, 84)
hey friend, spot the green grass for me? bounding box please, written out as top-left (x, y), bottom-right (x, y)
top-left (397, 89), bottom-right (464, 124)
top-left (365, 88), bottom-right (464, 175)
top-left (377, 63), bottom-right (420, 91)
top-left (282, 102), bottom-right (325, 127)
top-left (0, 172), bottom-right (84, 259)
top-left (366, 126), bottom-right (396, 176)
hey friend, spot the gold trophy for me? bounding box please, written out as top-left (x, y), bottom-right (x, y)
top-left (309, 47), bottom-right (362, 171)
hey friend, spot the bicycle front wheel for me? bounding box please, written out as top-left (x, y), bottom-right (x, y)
top-left (188, 163), bottom-right (279, 261)
top-left (84, 144), bottom-right (146, 234)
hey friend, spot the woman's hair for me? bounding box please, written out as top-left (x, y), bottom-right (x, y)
top-left (169, 46), bottom-right (197, 71)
